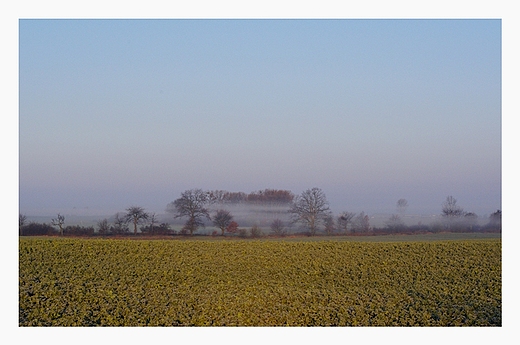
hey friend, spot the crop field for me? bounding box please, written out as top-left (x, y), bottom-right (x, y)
top-left (19, 237), bottom-right (501, 326)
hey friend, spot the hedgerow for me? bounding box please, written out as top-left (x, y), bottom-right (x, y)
top-left (19, 238), bottom-right (501, 326)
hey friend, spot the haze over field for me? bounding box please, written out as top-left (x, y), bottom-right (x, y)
top-left (19, 19), bottom-right (501, 219)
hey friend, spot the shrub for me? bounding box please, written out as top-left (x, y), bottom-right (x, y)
top-left (270, 219), bottom-right (286, 236)
top-left (226, 221), bottom-right (239, 234)
top-left (140, 223), bottom-right (174, 235)
top-left (21, 222), bottom-right (56, 236)
top-left (64, 225), bottom-right (95, 236)
top-left (250, 225), bottom-right (263, 238)
top-left (97, 219), bottom-right (111, 235)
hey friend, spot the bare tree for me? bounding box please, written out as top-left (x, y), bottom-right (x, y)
top-left (250, 224), bottom-right (263, 238)
top-left (289, 187), bottom-right (331, 236)
top-left (441, 196), bottom-right (464, 230)
top-left (124, 206), bottom-right (149, 235)
top-left (51, 213), bottom-right (65, 236)
top-left (352, 211), bottom-right (370, 233)
top-left (148, 212), bottom-right (159, 234)
top-left (337, 211), bottom-right (355, 234)
top-left (270, 218), bottom-right (287, 236)
top-left (97, 218), bottom-right (110, 235)
top-left (113, 212), bottom-right (129, 234)
top-left (166, 189), bottom-right (211, 235)
top-left (19, 214), bottom-right (27, 235)
top-left (212, 209), bottom-right (234, 236)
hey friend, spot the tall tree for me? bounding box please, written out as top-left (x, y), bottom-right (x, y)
top-left (212, 209), bottom-right (234, 236)
top-left (289, 187), bottom-right (331, 235)
top-left (166, 189), bottom-right (211, 235)
top-left (125, 206), bottom-right (149, 235)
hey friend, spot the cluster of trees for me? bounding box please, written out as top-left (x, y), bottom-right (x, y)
top-left (207, 189), bottom-right (294, 204)
top-left (438, 196), bottom-right (501, 232)
top-left (19, 208), bottom-right (173, 237)
top-left (166, 188), bottom-right (501, 236)
top-left (19, 188), bottom-right (501, 237)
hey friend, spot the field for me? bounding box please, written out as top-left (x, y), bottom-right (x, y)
top-left (19, 235), bottom-right (501, 326)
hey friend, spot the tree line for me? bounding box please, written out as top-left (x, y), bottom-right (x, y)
top-left (19, 188), bottom-right (501, 237)
top-left (207, 189), bottom-right (295, 204)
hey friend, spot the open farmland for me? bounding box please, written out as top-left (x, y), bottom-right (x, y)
top-left (19, 237), bottom-right (501, 326)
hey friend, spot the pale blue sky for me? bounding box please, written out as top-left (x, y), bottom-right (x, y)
top-left (19, 19), bottom-right (501, 216)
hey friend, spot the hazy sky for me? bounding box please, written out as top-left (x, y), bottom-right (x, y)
top-left (19, 19), bottom-right (501, 216)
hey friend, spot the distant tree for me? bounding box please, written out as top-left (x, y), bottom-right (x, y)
top-left (166, 189), bottom-right (211, 235)
top-left (397, 198), bottom-right (408, 218)
top-left (212, 209), bottom-right (234, 236)
top-left (147, 212), bottom-right (159, 234)
top-left (113, 212), bottom-right (129, 234)
top-left (361, 214), bottom-right (370, 232)
top-left (247, 189), bottom-right (295, 204)
top-left (270, 219), bottom-right (287, 236)
top-left (208, 190), bottom-right (226, 204)
top-left (289, 187), bottom-right (331, 236)
top-left (352, 212), bottom-right (370, 233)
top-left (463, 212), bottom-right (479, 231)
top-left (19, 214), bottom-right (27, 235)
top-left (385, 214), bottom-right (405, 233)
top-left (324, 215), bottom-right (336, 235)
top-left (441, 196), bottom-right (464, 230)
top-left (207, 189), bottom-right (295, 205)
top-left (487, 210), bottom-right (501, 229)
top-left (337, 211), bottom-right (356, 234)
top-left (97, 218), bottom-right (111, 235)
top-left (51, 213), bottom-right (65, 236)
top-left (125, 206), bottom-right (149, 235)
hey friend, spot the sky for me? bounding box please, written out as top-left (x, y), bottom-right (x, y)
top-left (18, 18), bottom-right (501, 217)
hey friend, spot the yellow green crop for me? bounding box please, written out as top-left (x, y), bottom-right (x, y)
top-left (19, 238), bottom-right (501, 326)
